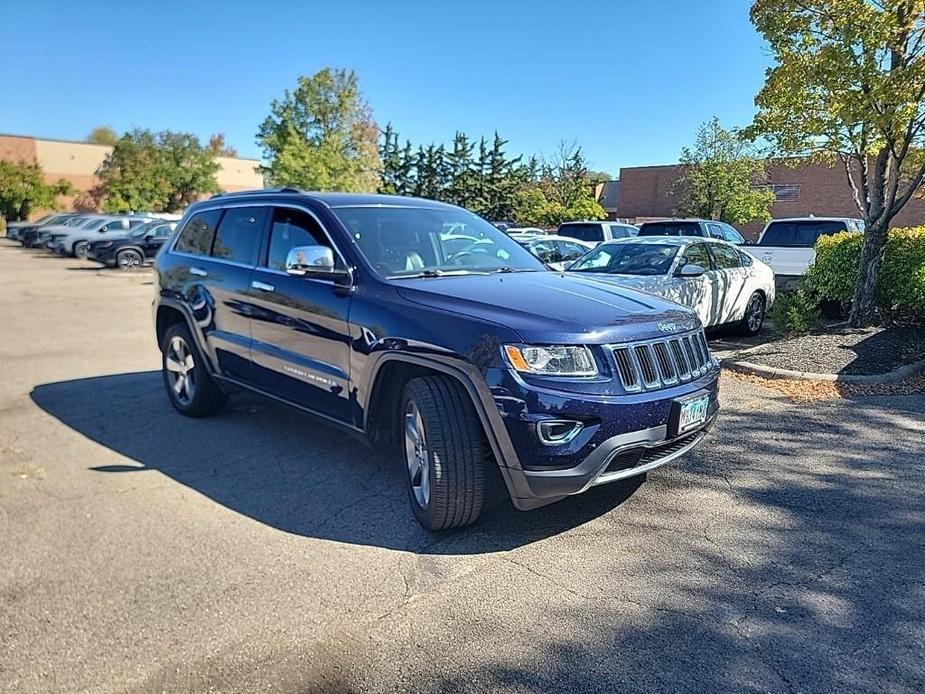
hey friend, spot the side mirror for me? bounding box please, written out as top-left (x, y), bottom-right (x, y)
top-left (285, 245), bottom-right (345, 279)
top-left (677, 263), bottom-right (707, 277)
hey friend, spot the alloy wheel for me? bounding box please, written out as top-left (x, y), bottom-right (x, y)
top-left (403, 400), bottom-right (430, 508)
top-left (747, 295), bottom-right (764, 332)
top-left (118, 250), bottom-right (143, 270)
top-left (165, 335), bottom-right (197, 406)
top-left (74, 241), bottom-right (89, 259)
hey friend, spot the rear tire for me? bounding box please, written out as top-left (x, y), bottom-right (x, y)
top-left (738, 292), bottom-right (766, 336)
top-left (400, 376), bottom-right (488, 530)
top-left (161, 322), bottom-right (227, 417)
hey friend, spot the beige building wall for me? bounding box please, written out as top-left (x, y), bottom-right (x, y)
top-left (1, 134), bottom-right (264, 218)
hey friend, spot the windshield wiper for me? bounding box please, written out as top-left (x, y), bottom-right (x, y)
top-left (492, 266), bottom-right (540, 273)
top-left (390, 269), bottom-right (486, 280)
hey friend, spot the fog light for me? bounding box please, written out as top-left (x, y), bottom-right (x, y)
top-left (537, 420), bottom-right (583, 446)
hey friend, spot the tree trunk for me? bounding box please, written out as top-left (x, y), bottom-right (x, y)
top-left (848, 219), bottom-right (889, 327)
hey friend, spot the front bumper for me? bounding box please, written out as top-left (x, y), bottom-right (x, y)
top-left (483, 365), bottom-right (720, 509)
top-left (518, 415), bottom-right (716, 500)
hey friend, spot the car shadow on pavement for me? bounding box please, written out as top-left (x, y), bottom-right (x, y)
top-left (31, 371), bottom-right (642, 554)
top-left (430, 392), bottom-right (925, 692)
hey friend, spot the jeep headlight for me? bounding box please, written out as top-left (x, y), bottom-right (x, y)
top-left (503, 344), bottom-right (597, 376)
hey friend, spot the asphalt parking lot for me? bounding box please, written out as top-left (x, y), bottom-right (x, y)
top-left (1, 240), bottom-right (923, 693)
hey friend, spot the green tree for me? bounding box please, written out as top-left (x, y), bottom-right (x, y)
top-left (0, 161), bottom-right (73, 221)
top-left (527, 142), bottom-right (607, 226)
top-left (257, 67), bottom-right (381, 192)
top-left (676, 117), bottom-right (775, 225)
top-left (750, 0), bottom-right (925, 327)
top-left (96, 129), bottom-right (219, 213)
top-left (86, 126), bottom-right (118, 146)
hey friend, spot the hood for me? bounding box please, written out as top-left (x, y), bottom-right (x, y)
top-left (394, 271), bottom-right (699, 344)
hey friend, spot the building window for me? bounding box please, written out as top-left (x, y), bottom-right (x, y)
top-left (769, 184), bottom-right (801, 202)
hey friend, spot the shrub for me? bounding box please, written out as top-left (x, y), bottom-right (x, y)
top-left (769, 287), bottom-right (821, 335)
top-left (806, 227), bottom-right (925, 317)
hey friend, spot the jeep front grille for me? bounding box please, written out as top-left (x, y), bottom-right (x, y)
top-left (612, 330), bottom-right (713, 392)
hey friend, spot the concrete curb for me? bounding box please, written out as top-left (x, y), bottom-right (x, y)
top-left (722, 356), bottom-right (925, 384)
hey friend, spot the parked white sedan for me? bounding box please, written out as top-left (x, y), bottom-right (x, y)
top-left (568, 237), bottom-right (776, 334)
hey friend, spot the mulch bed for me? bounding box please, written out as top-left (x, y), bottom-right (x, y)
top-left (738, 324), bottom-right (925, 376)
top-left (726, 370), bottom-right (925, 401)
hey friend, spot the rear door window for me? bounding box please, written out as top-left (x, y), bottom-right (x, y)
top-left (174, 210), bottom-right (223, 256)
top-left (211, 207), bottom-right (268, 265)
top-left (706, 223), bottom-right (725, 239)
top-left (709, 243), bottom-right (743, 269)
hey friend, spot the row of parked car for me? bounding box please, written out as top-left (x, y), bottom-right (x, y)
top-left (503, 215), bottom-right (865, 327)
top-left (6, 213), bottom-right (178, 269)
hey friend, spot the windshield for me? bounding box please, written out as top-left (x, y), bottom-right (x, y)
top-left (638, 222), bottom-right (702, 237)
top-left (331, 206), bottom-right (545, 277)
top-left (568, 242), bottom-right (679, 275)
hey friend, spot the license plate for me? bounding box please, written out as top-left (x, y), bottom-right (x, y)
top-left (678, 395), bottom-right (710, 433)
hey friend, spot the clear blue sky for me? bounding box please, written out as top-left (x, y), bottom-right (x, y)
top-left (0, 0), bottom-right (770, 176)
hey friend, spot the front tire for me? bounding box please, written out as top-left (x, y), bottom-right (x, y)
top-left (73, 240), bottom-right (89, 259)
top-left (400, 376), bottom-right (488, 531)
top-left (739, 292), bottom-right (766, 336)
top-left (161, 323), bottom-right (227, 417)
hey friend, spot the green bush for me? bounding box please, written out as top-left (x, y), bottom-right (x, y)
top-left (769, 287), bottom-right (821, 335)
top-left (806, 227), bottom-right (925, 317)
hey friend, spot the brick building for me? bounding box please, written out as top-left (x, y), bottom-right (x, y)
top-left (612, 160), bottom-right (925, 240)
top-left (0, 133), bottom-right (264, 218)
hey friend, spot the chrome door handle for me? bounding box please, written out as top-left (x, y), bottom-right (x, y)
top-left (190, 266), bottom-right (208, 277)
top-left (251, 280), bottom-right (275, 292)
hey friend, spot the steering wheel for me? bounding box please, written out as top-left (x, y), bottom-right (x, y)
top-left (447, 250), bottom-right (477, 266)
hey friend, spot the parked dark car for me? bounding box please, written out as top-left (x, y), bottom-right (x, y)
top-left (637, 219), bottom-right (747, 245)
top-left (88, 220), bottom-right (177, 269)
top-left (154, 190), bottom-right (720, 530)
top-left (18, 214), bottom-right (87, 247)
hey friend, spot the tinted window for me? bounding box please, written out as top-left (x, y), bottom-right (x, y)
top-left (709, 243), bottom-right (742, 269)
top-left (174, 210), bottom-right (222, 256)
top-left (211, 207), bottom-right (266, 265)
top-left (707, 223), bottom-right (725, 239)
top-left (638, 222), bottom-right (703, 237)
top-left (557, 223), bottom-right (604, 243)
top-left (681, 243), bottom-right (712, 270)
top-left (153, 224), bottom-right (175, 238)
top-left (759, 220), bottom-right (847, 247)
top-left (267, 207), bottom-right (336, 271)
top-left (569, 243), bottom-right (679, 275)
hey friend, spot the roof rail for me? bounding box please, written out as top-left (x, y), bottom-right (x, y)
top-left (209, 187), bottom-right (302, 200)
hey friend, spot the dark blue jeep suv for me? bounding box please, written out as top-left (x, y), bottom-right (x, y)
top-left (153, 190), bottom-right (720, 530)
